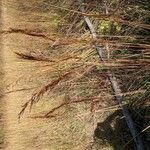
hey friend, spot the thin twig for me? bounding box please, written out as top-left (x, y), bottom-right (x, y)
top-left (78, 0), bottom-right (144, 149)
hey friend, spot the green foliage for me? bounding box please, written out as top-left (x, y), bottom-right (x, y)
top-left (97, 20), bottom-right (121, 34)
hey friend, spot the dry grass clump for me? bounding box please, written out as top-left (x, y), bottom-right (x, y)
top-left (16, 41), bottom-right (114, 119)
top-left (3, 0), bottom-right (149, 149)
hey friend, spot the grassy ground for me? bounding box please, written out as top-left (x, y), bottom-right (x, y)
top-left (2, 1), bottom-right (109, 149)
top-left (1, 0), bottom-right (149, 150)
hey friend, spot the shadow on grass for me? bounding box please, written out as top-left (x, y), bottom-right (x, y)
top-left (93, 107), bottom-right (149, 150)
